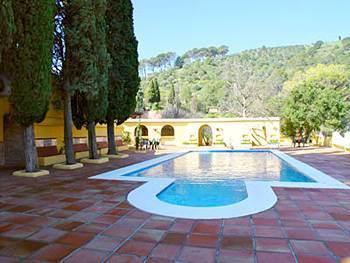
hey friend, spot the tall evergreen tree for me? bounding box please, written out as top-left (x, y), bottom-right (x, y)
top-left (64, 0), bottom-right (97, 164)
top-left (146, 78), bottom-right (161, 105)
top-left (0, 0), bottom-right (15, 65)
top-left (6, 0), bottom-right (54, 172)
top-left (104, 0), bottom-right (140, 155)
top-left (70, 0), bottom-right (109, 160)
top-left (65, 0), bottom-right (109, 160)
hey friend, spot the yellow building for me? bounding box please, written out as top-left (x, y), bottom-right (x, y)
top-left (123, 117), bottom-right (280, 148)
top-left (0, 97), bottom-right (125, 167)
top-left (0, 95), bottom-right (280, 167)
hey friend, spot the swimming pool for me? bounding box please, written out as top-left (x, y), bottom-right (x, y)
top-left (126, 151), bottom-right (314, 207)
top-left (91, 150), bottom-right (349, 219)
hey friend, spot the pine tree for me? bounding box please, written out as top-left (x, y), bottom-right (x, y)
top-left (104, 0), bottom-right (140, 155)
top-left (7, 0), bottom-right (54, 172)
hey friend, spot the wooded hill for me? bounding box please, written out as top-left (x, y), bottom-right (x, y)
top-left (139, 38), bottom-right (350, 118)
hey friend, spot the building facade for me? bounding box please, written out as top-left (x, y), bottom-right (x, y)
top-left (123, 117), bottom-right (280, 147)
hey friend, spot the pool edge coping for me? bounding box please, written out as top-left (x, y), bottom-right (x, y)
top-left (89, 149), bottom-right (349, 219)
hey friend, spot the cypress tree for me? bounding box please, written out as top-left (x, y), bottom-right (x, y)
top-left (70, 0), bottom-right (110, 160)
top-left (64, 0), bottom-right (98, 164)
top-left (146, 78), bottom-right (161, 105)
top-left (7, 0), bottom-right (54, 172)
top-left (0, 0), bottom-right (15, 65)
top-left (105, 0), bottom-right (140, 155)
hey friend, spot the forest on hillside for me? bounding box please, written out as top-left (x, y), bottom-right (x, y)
top-left (137, 38), bottom-right (350, 118)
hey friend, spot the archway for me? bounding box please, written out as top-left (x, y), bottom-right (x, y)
top-left (198, 125), bottom-right (213, 146)
top-left (161, 125), bottom-right (175, 137)
top-left (134, 125), bottom-right (148, 137)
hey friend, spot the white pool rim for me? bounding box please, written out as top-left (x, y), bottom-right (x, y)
top-left (90, 150), bottom-right (349, 219)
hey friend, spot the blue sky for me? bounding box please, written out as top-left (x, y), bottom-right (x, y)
top-left (132, 0), bottom-right (350, 59)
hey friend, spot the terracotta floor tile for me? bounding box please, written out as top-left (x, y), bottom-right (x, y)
top-left (256, 251), bottom-right (295, 263)
top-left (0, 256), bottom-right (18, 263)
top-left (218, 249), bottom-right (254, 263)
top-left (253, 218), bottom-right (280, 226)
top-left (64, 248), bottom-right (108, 263)
top-left (223, 225), bottom-right (252, 236)
top-left (147, 257), bottom-right (174, 263)
top-left (53, 221), bottom-right (83, 231)
top-left (170, 219), bottom-right (194, 233)
top-left (57, 231), bottom-right (95, 247)
top-left (128, 210), bottom-right (152, 219)
top-left (185, 234), bottom-right (218, 248)
top-left (316, 228), bottom-right (350, 242)
top-left (193, 222), bottom-right (221, 235)
top-left (150, 243), bottom-right (181, 260)
top-left (0, 223), bottom-right (16, 233)
top-left (133, 228), bottom-right (165, 243)
top-left (326, 241), bottom-right (350, 257)
top-left (161, 232), bottom-right (187, 245)
top-left (329, 212), bottom-right (350, 221)
top-left (281, 219), bottom-right (308, 227)
top-left (7, 205), bottom-right (34, 213)
top-left (256, 237), bottom-right (290, 253)
top-left (76, 222), bottom-right (109, 234)
top-left (297, 254), bottom-right (336, 263)
top-left (223, 217), bottom-right (250, 225)
top-left (60, 197), bottom-right (81, 203)
top-left (221, 236), bottom-right (253, 251)
top-left (117, 240), bottom-right (155, 257)
top-left (93, 215), bottom-right (119, 225)
top-left (84, 235), bottom-right (122, 251)
top-left (290, 239), bottom-right (330, 256)
top-left (30, 243), bottom-right (75, 261)
top-left (0, 237), bottom-right (18, 250)
top-left (105, 254), bottom-right (143, 263)
top-left (107, 208), bottom-right (130, 216)
top-left (2, 225), bottom-right (39, 239)
top-left (284, 227), bottom-right (317, 240)
top-left (309, 220), bottom-right (341, 230)
top-left (255, 226), bottom-right (285, 238)
top-left (103, 224), bottom-right (135, 238)
top-left (0, 240), bottom-right (46, 257)
top-left (178, 246), bottom-right (216, 263)
top-left (27, 227), bottom-right (66, 242)
top-left (143, 219), bottom-right (172, 230)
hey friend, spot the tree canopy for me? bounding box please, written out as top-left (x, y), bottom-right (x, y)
top-left (145, 78), bottom-right (161, 109)
top-left (105, 0), bottom-right (139, 126)
top-left (282, 64), bottom-right (350, 138)
top-left (139, 39), bottom-right (350, 118)
top-left (0, 0), bottom-right (15, 66)
top-left (9, 0), bottom-right (54, 127)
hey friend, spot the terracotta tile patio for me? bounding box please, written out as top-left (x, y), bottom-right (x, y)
top-left (0, 148), bottom-right (349, 262)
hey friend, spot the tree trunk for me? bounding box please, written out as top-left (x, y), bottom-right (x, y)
top-left (23, 125), bottom-right (39, 172)
top-left (107, 119), bottom-right (117, 155)
top-left (63, 89), bottom-right (76, 165)
top-left (87, 121), bottom-right (98, 159)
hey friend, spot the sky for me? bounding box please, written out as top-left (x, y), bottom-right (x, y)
top-left (132, 0), bottom-right (350, 59)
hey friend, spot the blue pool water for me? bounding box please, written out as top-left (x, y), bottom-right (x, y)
top-left (126, 151), bottom-right (315, 207)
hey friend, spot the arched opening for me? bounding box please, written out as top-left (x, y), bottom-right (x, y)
top-left (134, 125), bottom-right (148, 137)
top-left (198, 125), bottom-right (213, 146)
top-left (161, 125), bottom-right (175, 137)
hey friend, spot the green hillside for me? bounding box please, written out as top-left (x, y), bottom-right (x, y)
top-left (139, 38), bottom-right (350, 118)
